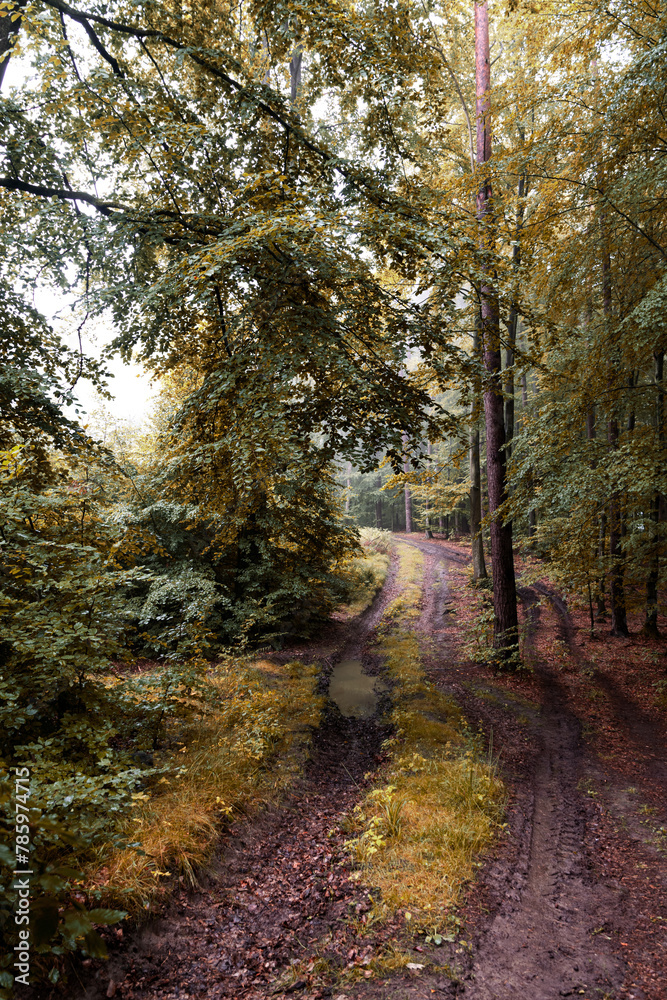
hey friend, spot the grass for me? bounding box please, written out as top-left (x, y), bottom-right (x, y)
top-left (84, 657), bottom-right (323, 912)
top-left (338, 528), bottom-right (392, 615)
top-left (343, 543), bottom-right (506, 934)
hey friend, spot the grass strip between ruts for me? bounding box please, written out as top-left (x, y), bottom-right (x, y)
top-left (343, 542), bottom-right (507, 950)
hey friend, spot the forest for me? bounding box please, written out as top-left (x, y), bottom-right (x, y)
top-left (1, 0), bottom-right (666, 998)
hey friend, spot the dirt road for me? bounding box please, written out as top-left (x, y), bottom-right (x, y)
top-left (72, 537), bottom-right (667, 1000)
top-left (400, 536), bottom-right (667, 1000)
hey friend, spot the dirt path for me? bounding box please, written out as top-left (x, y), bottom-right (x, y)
top-left (398, 537), bottom-right (667, 1000)
top-left (74, 560), bottom-right (402, 1000)
top-left (72, 538), bottom-right (667, 1000)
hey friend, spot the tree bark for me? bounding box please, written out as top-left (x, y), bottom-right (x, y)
top-left (403, 434), bottom-right (413, 533)
top-left (644, 350), bottom-right (664, 637)
top-left (375, 474), bottom-right (383, 530)
top-left (475, 0), bottom-right (518, 660)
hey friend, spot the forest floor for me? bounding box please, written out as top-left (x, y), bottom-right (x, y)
top-left (69, 536), bottom-right (667, 1000)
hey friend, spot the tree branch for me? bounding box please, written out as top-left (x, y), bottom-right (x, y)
top-left (0, 176), bottom-right (124, 214)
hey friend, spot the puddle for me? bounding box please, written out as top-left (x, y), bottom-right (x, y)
top-left (328, 659), bottom-right (387, 718)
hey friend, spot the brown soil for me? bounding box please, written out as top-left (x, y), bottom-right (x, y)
top-left (65, 536), bottom-right (667, 1000)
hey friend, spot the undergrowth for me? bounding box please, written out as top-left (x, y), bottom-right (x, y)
top-left (337, 527), bottom-right (392, 615)
top-left (343, 544), bottom-right (506, 937)
top-left (85, 657), bottom-right (323, 913)
top-left (453, 566), bottom-right (532, 670)
top-left (0, 656), bottom-right (322, 995)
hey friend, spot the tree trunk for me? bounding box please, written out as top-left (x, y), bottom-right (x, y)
top-left (470, 316), bottom-right (488, 578)
top-left (345, 461), bottom-right (352, 514)
top-left (644, 350), bottom-right (664, 638)
top-left (424, 441), bottom-right (433, 537)
top-left (403, 434), bottom-right (413, 533)
top-left (475, 0), bottom-right (518, 660)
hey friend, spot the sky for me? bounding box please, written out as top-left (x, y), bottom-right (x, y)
top-left (4, 40), bottom-right (158, 431)
top-left (32, 285), bottom-right (158, 430)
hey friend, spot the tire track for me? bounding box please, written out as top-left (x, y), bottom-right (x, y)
top-left (398, 538), bottom-right (626, 999)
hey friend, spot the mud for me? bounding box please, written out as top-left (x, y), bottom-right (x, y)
top-left (393, 540), bottom-right (623, 997)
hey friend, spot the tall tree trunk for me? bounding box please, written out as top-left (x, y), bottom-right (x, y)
top-left (424, 441), bottom-right (433, 537)
top-left (403, 434), bottom-right (413, 533)
top-left (375, 474), bottom-right (383, 530)
top-left (345, 461), bottom-right (352, 514)
top-left (601, 218), bottom-right (628, 637)
top-left (475, 0), bottom-right (518, 660)
top-left (644, 350), bottom-right (664, 637)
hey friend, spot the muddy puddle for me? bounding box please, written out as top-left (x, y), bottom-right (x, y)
top-left (328, 658), bottom-right (386, 718)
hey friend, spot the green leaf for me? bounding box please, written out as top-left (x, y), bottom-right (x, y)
top-left (82, 929), bottom-right (108, 959)
top-left (87, 908), bottom-right (127, 926)
top-left (61, 908), bottom-right (92, 939)
top-left (32, 905), bottom-right (60, 947)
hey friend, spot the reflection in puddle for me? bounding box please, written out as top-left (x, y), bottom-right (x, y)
top-left (329, 659), bottom-right (387, 718)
